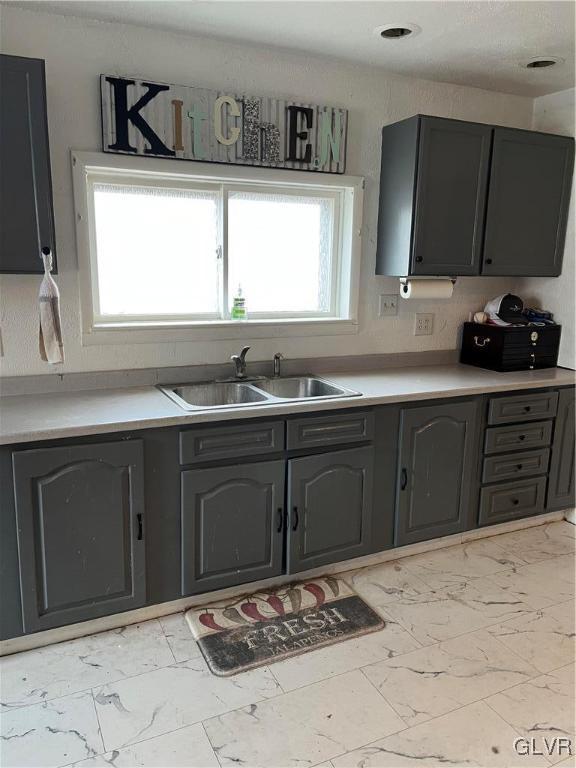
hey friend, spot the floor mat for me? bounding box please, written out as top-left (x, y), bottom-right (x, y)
top-left (186, 576), bottom-right (385, 676)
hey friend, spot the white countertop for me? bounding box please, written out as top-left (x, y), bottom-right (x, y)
top-left (1, 364), bottom-right (574, 445)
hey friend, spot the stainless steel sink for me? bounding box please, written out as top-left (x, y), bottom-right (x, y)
top-left (252, 376), bottom-right (355, 400)
top-left (159, 375), bottom-right (360, 411)
top-left (161, 382), bottom-right (269, 411)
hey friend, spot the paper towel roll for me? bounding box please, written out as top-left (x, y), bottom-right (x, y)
top-left (400, 279), bottom-right (454, 300)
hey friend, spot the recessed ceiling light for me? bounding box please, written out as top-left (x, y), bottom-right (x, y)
top-left (520, 56), bottom-right (564, 69)
top-left (374, 23), bottom-right (421, 40)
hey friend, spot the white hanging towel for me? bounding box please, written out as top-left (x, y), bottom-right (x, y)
top-left (38, 248), bottom-right (64, 364)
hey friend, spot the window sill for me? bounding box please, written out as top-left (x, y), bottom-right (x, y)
top-left (82, 317), bottom-right (359, 346)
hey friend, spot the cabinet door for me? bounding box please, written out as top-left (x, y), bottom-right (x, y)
top-left (411, 117), bottom-right (492, 276)
top-left (482, 129), bottom-right (574, 276)
top-left (181, 461), bottom-right (285, 594)
top-left (13, 440), bottom-right (145, 632)
top-left (396, 400), bottom-right (479, 546)
top-left (547, 388), bottom-right (576, 510)
top-left (287, 446), bottom-right (374, 573)
top-left (0, 55), bottom-right (56, 274)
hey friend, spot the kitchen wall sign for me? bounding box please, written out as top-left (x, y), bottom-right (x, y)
top-left (100, 75), bottom-right (348, 173)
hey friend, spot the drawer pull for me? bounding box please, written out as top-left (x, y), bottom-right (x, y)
top-left (276, 508), bottom-right (283, 533)
top-left (516, 464), bottom-right (523, 471)
top-left (524, 406), bottom-right (532, 413)
top-left (518, 434), bottom-right (526, 441)
top-left (474, 335), bottom-right (491, 347)
top-left (512, 498), bottom-right (519, 506)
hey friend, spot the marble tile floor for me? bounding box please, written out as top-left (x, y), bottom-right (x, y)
top-left (1, 521), bottom-right (574, 768)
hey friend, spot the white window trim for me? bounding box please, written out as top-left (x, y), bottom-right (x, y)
top-left (72, 151), bottom-right (364, 345)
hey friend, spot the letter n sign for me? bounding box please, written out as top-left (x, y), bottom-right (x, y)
top-left (100, 74), bottom-right (348, 173)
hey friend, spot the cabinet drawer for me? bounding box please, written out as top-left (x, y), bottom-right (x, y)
top-left (479, 477), bottom-right (546, 526)
top-left (482, 448), bottom-right (550, 484)
top-left (484, 420), bottom-right (553, 454)
top-left (488, 391), bottom-right (558, 425)
top-left (287, 411), bottom-right (374, 450)
top-left (180, 421), bottom-right (284, 464)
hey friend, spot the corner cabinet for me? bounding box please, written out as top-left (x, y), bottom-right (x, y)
top-left (181, 461), bottom-right (285, 594)
top-left (287, 446), bottom-right (374, 573)
top-left (375, 115), bottom-right (574, 278)
top-left (395, 400), bottom-right (480, 545)
top-left (0, 54), bottom-right (57, 274)
top-left (12, 440), bottom-right (145, 632)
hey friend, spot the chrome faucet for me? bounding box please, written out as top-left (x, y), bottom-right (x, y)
top-left (273, 352), bottom-right (284, 378)
top-left (230, 346), bottom-right (250, 379)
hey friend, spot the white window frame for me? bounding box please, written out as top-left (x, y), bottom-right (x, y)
top-left (72, 151), bottom-right (364, 345)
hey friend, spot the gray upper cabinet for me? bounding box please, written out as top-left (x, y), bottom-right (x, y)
top-left (287, 446), bottom-right (374, 573)
top-left (0, 55), bottom-right (56, 274)
top-left (13, 440), bottom-right (145, 633)
top-left (547, 387), bottom-right (576, 510)
top-left (482, 129), bottom-right (574, 276)
top-left (375, 115), bottom-right (574, 278)
top-left (181, 461), bottom-right (285, 594)
top-left (412, 118), bottom-right (491, 276)
top-left (395, 400), bottom-right (480, 546)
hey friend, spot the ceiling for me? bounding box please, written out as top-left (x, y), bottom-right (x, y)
top-left (10, 1), bottom-right (576, 96)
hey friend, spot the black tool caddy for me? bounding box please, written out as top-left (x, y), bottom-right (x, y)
top-left (460, 322), bottom-right (561, 372)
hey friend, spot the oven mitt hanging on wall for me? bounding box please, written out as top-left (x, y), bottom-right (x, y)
top-left (38, 247), bottom-right (64, 364)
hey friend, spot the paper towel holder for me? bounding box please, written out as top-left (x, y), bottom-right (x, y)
top-left (399, 276), bottom-right (457, 300)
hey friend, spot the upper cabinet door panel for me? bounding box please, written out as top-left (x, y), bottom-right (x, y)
top-left (482, 129), bottom-right (574, 276)
top-left (411, 117), bottom-right (492, 276)
top-left (0, 55), bottom-right (56, 274)
top-left (13, 440), bottom-right (145, 632)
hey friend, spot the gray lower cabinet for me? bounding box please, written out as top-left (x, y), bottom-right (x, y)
top-left (547, 387), bottom-right (576, 510)
top-left (181, 460), bottom-right (285, 594)
top-left (395, 400), bottom-right (479, 545)
top-left (287, 446), bottom-right (374, 573)
top-left (12, 440), bottom-right (146, 633)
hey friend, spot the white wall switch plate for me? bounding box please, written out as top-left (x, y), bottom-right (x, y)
top-left (414, 313), bottom-right (434, 335)
top-left (379, 294), bottom-right (398, 317)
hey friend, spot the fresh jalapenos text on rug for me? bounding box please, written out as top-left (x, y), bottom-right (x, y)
top-left (186, 576), bottom-right (384, 676)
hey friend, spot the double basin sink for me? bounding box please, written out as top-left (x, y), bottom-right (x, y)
top-left (159, 376), bottom-right (360, 411)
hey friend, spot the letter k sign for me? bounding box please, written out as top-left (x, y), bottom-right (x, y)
top-left (105, 77), bottom-right (176, 157)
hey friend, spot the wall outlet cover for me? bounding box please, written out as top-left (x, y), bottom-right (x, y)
top-left (414, 313), bottom-right (434, 335)
top-left (379, 294), bottom-right (398, 317)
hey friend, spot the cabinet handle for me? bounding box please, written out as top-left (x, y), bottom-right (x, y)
top-left (518, 434), bottom-right (526, 441)
top-left (485, 258), bottom-right (493, 265)
top-left (415, 256), bottom-right (423, 263)
top-left (524, 405), bottom-right (532, 413)
top-left (276, 508), bottom-right (283, 533)
top-left (137, 513), bottom-right (143, 540)
top-left (511, 498), bottom-right (519, 506)
top-left (400, 468), bottom-right (408, 490)
top-left (292, 506), bottom-right (299, 531)
top-left (516, 464), bottom-right (523, 471)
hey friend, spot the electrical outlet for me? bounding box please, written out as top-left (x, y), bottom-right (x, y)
top-left (379, 294), bottom-right (398, 317)
top-left (414, 313), bottom-right (434, 335)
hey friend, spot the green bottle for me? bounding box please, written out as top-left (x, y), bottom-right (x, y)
top-left (231, 284), bottom-right (247, 321)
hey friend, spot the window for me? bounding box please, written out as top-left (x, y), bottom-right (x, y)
top-left (74, 152), bottom-right (362, 339)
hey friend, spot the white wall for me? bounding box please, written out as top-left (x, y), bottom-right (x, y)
top-left (521, 88), bottom-right (575, 370)
top-left (0, 6), bottom-right (533, 377)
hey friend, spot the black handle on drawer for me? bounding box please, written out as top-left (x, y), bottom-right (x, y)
top-left (400, 468), bottom-right (408, 491)
top-left (137, 513), bottom-right (143, 540)
top-left (518, 434), bottom-right (526, 441)
top-left (292, 506), bottom-right (299, 531)
top-left (524, 406), bottom-right (532, 413)
top-left (276, 508), bottom-right (283, 533)
top-left (415, 256), bottom-right (423, 263)
top-left (516, 464), bottom-right (523, 471)
top-left (511, 498), bottom-right (520, 506)
top-left (485, 258), bottom-right (493, 265)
